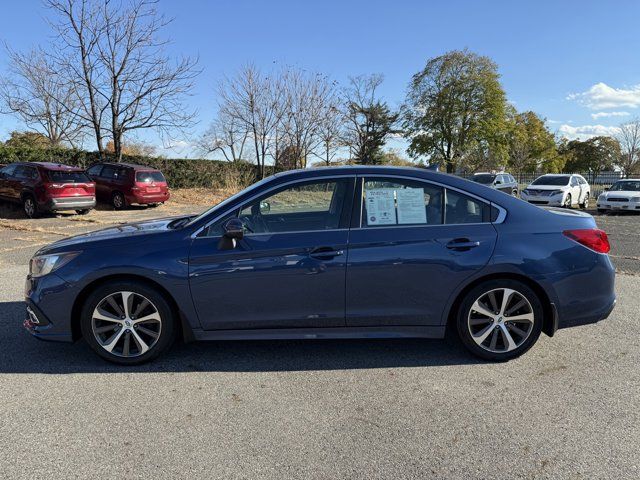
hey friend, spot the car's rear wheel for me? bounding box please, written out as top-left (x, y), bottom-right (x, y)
top-left (456, 280), bottom-right (543, 361)
top-left (80, 281), bottom-right (176, 365)
top-left (22, 195), bottom-right (38, 218)
top-left (111, 191), bottom-right (126, 210)
top-left (579, 193), bottom-right (589, 209)
top-left (76, 209), bottom-right (91, 215)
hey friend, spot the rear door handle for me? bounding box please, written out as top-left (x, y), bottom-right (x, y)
top-left (446, 239), bottom-right (481, 251)
top-left (309, 247), bottom-right (344, 259)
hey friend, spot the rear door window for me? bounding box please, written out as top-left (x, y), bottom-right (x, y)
top-left (361, 178), bottom-right (443, 227)
top-left (87, 164), bottom-right (103, 176)
top-left (100, 165), bottom-right (117, 179)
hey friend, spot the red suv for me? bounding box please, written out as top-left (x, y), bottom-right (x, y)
top-left (86, 162), bottom-right (170, 208)
top-left (0, 162), bottom-right (96, 218)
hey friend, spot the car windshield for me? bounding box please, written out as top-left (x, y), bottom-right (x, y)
top-left (183, 175), bottom-right (274, 228)
top-left (471, 174), bottom-right (495, 184)
top-left (610, 180), bottom-right (640, 191)
top-left (531, 175), bottom-right (570, 186)
top-left (47, 171), bottom-right (92, 183)
top-left (136, 171), bottom-right (166, 183)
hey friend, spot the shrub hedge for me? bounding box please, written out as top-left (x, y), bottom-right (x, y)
top-left (0, 146), bottom-right (264, 189)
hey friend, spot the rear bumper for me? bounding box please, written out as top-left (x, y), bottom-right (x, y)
top-left (44, 196), bottom-right (96, 211)
top-left (126, 191), bottom-right (170, 205)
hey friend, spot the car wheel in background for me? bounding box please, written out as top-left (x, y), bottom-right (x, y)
top-left (111, 191), bottom-right (126, 210)
top-left (456, 279), bottom-right (543, 361)
top-left (76, 209), bottom-right (91, 215)
top-left (579, 193), bottom-right (589, 209)
top-left (563, 193), bottom-right (572, 208)
top-left (22, 194), bottom-right (38, 218)
top-left (149, 203), bottom-right (161, 208)
top-left (80, 281), bottom-right (176, 365)
top-left (511, 189), bottom-right (518, 197)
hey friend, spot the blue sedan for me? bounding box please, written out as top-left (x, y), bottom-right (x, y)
top-left (24, 166), bottom-right (616, 364)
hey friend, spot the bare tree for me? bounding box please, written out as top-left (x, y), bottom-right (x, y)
top-left (217, 65), bottom-right (281, 178)
top-left (275, 68), bottom-right (338, 169)
top-left (0, 46), bottom-right (84, 146)
top-left (199, 112), bottom-right (249, 162)
top-left (45, 0), bottom-right (199, 161)
top-left (314, 100), bottom-right (344, 166)
top-left (617, 119), bottom-right (640, 176)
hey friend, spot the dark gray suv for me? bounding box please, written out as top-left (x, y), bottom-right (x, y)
top-left (471, 173), bottom-right (519, 196)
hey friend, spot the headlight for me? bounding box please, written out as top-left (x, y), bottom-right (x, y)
top-left (631, 197), bottom-right (640, 202)
top-left (29, 252), bottom-right (80, 278)
top-left (550, 190), bottom-right (564, 196)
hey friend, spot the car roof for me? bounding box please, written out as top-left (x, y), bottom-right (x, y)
top-left (20, 162), bottom-right (85, 172)
top-left (95, 161), bottom-right (159, 171)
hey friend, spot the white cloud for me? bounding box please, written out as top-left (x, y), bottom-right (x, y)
top-left (557, 124), bottom-right (621, 141)
top-left (590, 111), bottom-right (630, 119)
top-left (567, 82), bottom-right (640, 110)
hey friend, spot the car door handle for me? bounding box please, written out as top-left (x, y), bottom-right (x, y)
top-left (309, 247), bottom-right (344, 259)
top-left (446, 239), bottom-right (480, 251)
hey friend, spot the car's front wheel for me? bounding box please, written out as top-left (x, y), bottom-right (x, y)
top-left (579, 193), bottom-right (589, 209)
top-left (80, 281), bottom-right (176, 365)
top-left (456, 279), bottom-right (543, 361)
top-left (563, 193), bottom-right (572, 208)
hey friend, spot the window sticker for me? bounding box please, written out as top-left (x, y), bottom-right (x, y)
top-left (365, 189), bottom-right (396, 225)
top-left (397, 188), bottom-right (427, 224)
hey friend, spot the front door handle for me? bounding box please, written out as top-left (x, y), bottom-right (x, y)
top-left (446, 239), bottom-right (480, 251)
top-left (309, 247), bottom-right (344, 259)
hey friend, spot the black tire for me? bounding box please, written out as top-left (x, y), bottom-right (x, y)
top-left (22, 194), bottom-right (39, 218)
top-left (456, 279), bottom-right (544, 361)
top-left (579, 193), bottom-right (589, 209)
top-left (148, 202), bottom-right (161, 208)
top-left (76, 209), bottom-right (91, 215)
top-left (597, 208), bottom-right (606, 214)
top-left (80, 280), bottom-right (176, 365)
top-left (563, 193), bottom-right (572, 208)
top-left (111, 191), bottom-right (126, 210)
top-left (511, 189), bottom-right (518, 197)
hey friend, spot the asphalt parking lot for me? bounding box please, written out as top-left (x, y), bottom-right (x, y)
top-left (0, 203), bottom-right (639, 479)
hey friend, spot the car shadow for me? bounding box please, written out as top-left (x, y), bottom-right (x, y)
top-left (0, 301), bottom-right (480, 374)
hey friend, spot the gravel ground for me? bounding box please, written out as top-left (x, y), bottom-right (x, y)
top-left (0, 200), bottom-right (638, 479)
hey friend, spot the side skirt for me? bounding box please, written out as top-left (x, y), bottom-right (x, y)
top-left (191, 325), bottom-right (446, 342)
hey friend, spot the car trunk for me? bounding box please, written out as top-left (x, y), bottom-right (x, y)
top-left (134, 170), bottom-right (169, 194)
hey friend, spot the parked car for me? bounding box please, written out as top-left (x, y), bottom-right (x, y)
top-left (0, 162), bottom-right (95, 218)
top-left (24, 166), bottom-right (615, 365)
top-left (86, 162), bottom-right (170, 209)
top-left (596, 179), bottom-right (640, 213)
top-left (470, 172), bottom-right (519, 196)
top-left (521, 174), bottom-right (590, 208)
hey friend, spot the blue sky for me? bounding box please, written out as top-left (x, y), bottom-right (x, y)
top-left (2, 0), bottom-right (640, 157)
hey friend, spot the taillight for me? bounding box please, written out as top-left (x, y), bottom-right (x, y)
top-left (563, 229), bottom-right (610, 254)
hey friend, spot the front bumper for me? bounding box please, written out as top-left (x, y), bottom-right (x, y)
top-left (45, 196), bottom-right (96, 211)
top-left (24, 273), bottom-right (76, 342)
top-left (596, 200), bottom-right (640, 211)
top-left (521, 193), bottom-right (565, 206)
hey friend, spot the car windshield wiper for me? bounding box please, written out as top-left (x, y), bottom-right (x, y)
top-left (168, 216), bottom-right (195, 229)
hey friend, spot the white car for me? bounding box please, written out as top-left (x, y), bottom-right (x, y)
top-left (596, 179), bottom-right (640, 213)
top-left (521, 174), bottom-right (591, 208)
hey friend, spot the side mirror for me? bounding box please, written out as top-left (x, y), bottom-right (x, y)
top-left (218, 218), bottom-right (244, 250)
top-left (260, 201), bottom-right (271, 214)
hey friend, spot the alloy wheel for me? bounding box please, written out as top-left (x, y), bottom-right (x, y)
top-left (91, 291), bottom-right (162, 357)
top-left (113, 193), bottom-right (124, 209)
top-left (564, 194), bottom-right (572, 208)
top-left (24, 197), bottom-right (35, 217)
top-left (467, 288), bottom-right (535, 353)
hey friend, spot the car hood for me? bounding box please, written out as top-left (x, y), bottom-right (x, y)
top-left (37, 216), bottom-right (188, 254)
top-left (600, 190), bottom-right (640, 198)
top-left (526, 185), bottom-right (569, 191)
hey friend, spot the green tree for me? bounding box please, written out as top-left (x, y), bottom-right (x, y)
top-left (343, 75), bottom-right (399, 164)
top-left (403, 49), bottom-right (508, 173)
top-left (561, 136), bottom-right (620, 180)
top-left (507, 110), bottom-right (560, 173)
top-left (3, 131), bottom-right (53, 149)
